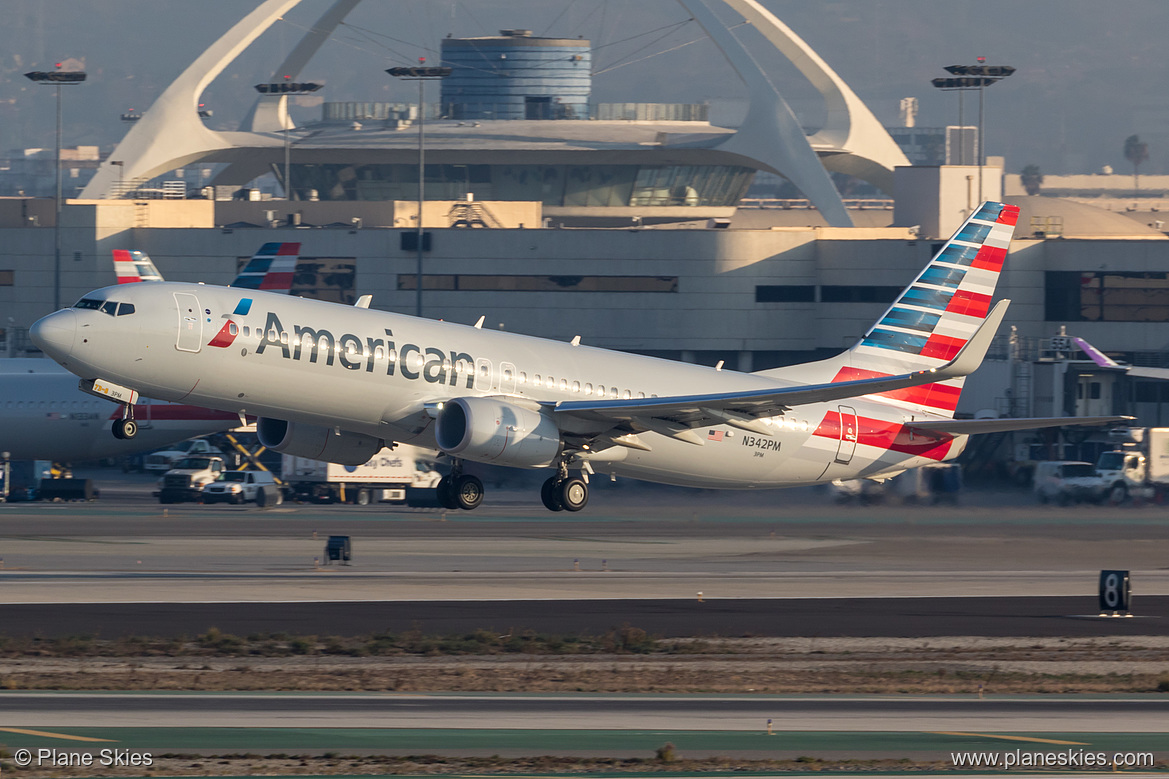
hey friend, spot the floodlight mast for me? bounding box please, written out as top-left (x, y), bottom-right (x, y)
top-left (25, 67), bottom-right (87, 312)
top-left (931, 62), bottom-right (1015, 203)
top-left (252, 79), bottom-right (322, 201)
top-left (387, 62), bottom-right (452, 318)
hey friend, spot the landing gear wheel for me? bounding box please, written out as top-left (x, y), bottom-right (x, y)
top-left (436, 476), bottom-right (460, 510)
top-left (557, 477), bottom-right (588, 512)
top-left (356, 488), bottom-right (371, 506)
top-left (111, 418), bottom-right (138, 440)
top-left (453, 474), bottom-right (484, 511)
top-left (541, 476), bottom-right (564, 512)
top-left (1109, 483), bottom-right (1129, 505)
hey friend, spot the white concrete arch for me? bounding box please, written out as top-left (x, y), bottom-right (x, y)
top-left (681, 0), bottom-right (909, 226)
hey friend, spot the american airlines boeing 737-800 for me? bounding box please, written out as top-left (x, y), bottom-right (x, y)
top-left (30, 202), bottom-right (1126, 511)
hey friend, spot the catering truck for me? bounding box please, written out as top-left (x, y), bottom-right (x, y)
top-left (1089, 427), bottom-right (1169, 504)
top-left (282, 444), bottom-right (442, 505)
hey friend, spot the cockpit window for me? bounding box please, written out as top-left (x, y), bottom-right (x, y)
top-left (74, 297), bottom-right (134, 316)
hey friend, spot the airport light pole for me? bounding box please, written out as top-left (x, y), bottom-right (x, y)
top-left (387, 61), bottom-right (451, 318)
top-left (25, 66), bottom-right (86, 312)
top-left (253, 80), bottom-right (323, 200)
top-left (932, 62), bottom-right (1015, 203)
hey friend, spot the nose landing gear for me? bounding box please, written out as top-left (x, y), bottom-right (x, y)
top-left (111, 406), bottom-right (138, 440)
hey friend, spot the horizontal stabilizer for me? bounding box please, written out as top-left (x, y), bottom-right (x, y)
top-left (905, 415), bottom-right (1134, 436)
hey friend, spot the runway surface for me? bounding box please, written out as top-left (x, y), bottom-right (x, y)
top-left (4, 692), bottom-right (1168, 731)
top-left (0, 595), bottom-right (1162, 638)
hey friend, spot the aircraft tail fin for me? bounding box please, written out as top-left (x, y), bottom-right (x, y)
top-left (230, 242), bottom-right (300, 293)
top-left (111, 250), bottom-right (164, 284)
top-left (758, 201), bottom-right (1019, 419)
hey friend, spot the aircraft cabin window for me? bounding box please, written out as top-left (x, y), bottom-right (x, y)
top-left (560, 379), bottom-right (568, 391)
top-left (584, 383), bottom-right (593, 395)
top-left (534, 374), bottom-right (542, 385)
top-left (638, 392), bottom-right (645, 398)
top-left (375, 346), bottom-right (386, 360)
top-left (389, 349), bottom-right (398, 362)
top-left (622, 390), bottom-right (631, 399)
top-left (596, 385), bottom-right (604, 396)
top-left (243, 326), bottom-right (250, 338)
top-left (280, 332), bottom-right (289, 345)
top-left (228, 322), bottom-right (238, 336)
top-left (572, 381), bottom-right (580, 393)
top-left (546, 376), bottom-right (554, 389)
top-left (518, 372), bottom-right (526, 384)
top-left (116, 303), bottom-right (135, 316)
top-left (609, 387), bottom-right (618, 398)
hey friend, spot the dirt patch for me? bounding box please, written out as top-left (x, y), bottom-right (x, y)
top-left (2, 635), bottom-right (1169, 693)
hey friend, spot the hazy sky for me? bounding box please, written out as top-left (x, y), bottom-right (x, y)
top-left (2, 0), bottom-right (1166, 176)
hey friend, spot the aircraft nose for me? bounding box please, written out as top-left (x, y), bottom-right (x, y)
top-left (30, 308), bottom-right (78, 362)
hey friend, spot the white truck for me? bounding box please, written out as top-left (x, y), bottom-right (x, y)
top-left (155, 455), bottom-right (225, 503)
top-left (1089, 427), bottom-right (1169, 504)
top-left (144, 438), bottom-right (225, 473)
top-left (282, 445), bottom-right (442, 505)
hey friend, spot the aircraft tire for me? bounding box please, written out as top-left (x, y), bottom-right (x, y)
top-left (558, 477), bottom-right (588, 512)
top-left (121, 419), bottom-right (138, 439)
top-left (356, 489), bottom-right (371, 506)
top-left (540, 477), bottom-right (564, 512)
top-left (453, 474), bottom-right (484, 511)
top-left (436, 476), bottom-right (460, 510)
top-left (111, 420), bottom-right (125, 440)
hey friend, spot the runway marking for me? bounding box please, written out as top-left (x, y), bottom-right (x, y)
top-left (0, 727), bottom-right (116, 742)
top-left (931, 731), bottom-right (1089, 745)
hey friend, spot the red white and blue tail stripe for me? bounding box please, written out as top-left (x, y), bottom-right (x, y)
top-left (834, 201), bottom-right (1019, 418)
top-left (111, 250), bottom-right (164, 284)
top-left (230, 242), bottom-right (300, 293)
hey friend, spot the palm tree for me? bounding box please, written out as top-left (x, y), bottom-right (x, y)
top-left (1020, 164), bottom-right (1043, 196)
top-left (1124, 135), bottom-right (1149, 193)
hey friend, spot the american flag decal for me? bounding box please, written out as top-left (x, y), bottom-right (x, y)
top-left (708, 429), bottom-right (725, 442)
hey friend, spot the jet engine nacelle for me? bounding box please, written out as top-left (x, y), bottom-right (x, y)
top-left (256, 417), bottom-right (382, 466)
top-left (435, 397), bottom-right (562, 468)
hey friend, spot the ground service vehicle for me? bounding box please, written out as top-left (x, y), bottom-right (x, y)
top-left (283, 445), bottom-right (442, 504)
top-left (155, 455), bottom-right (225, 503)
top-left (1033, 460), bottom-right (1098, 504)
top-left (1090, 427), bottom-right (1169, 504)
top-left (202, 469), bottom-right (283, 505)
top-left (144, 437), bottom-right (225, 473)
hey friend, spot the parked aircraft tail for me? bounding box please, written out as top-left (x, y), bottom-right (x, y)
top-left (230, 242), bottom-right (300, 293)
top-left (111, 242), bottom-right (300, 293)
top-left (111, 250), bottom-right (164, 284)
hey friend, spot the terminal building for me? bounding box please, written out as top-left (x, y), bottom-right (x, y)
top-left (4, 0), bottom-right (1169, 453)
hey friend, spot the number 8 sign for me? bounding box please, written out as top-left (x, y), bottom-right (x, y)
top-left (1098, 570), bottom-right (1131, 613)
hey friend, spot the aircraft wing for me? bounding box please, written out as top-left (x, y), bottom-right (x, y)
top-left (553, 301), bottom-right (1007, 425)
top-left (904, 415), bottom-right (1133, 436)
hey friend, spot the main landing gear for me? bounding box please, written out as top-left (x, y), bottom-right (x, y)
top-left (436, 462), bottom-right (484, 511)
top-left (111, 405), bottom-right (137, 440)
top-left (541, 461), bottom-right (589, 512)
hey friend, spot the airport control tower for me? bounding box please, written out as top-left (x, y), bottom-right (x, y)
top-left (440, 29), bottom-right (591, 120)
